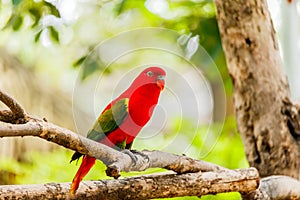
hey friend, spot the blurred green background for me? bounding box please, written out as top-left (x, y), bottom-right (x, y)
top-left (1, 0), bottom-right (294, 199)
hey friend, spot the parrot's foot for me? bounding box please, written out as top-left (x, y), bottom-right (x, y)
top-left (121, 149), bottom-right (138, 166)
top-left (130, 150), bottom-right (150, 162)
top-left (121, 149), bottom-right (150, 167)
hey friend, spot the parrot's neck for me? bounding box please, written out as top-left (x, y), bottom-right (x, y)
top-left (126, 83), bottom-right (161, 127)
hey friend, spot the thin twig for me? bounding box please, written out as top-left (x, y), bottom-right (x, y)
top-left (0, 109), bottom-right (15, 123)
top-left (0, 89), bottom-right (27, 122)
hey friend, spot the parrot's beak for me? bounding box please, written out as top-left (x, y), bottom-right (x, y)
top-left (156, 75), bottom-right (165, 90)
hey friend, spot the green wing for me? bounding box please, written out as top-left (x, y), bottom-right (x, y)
top-left (87, 98), bottom-right (129, 142)
top-left (70, 98), bottom-right (129, 163)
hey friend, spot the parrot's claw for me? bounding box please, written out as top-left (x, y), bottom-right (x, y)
top-left (121, 149), bottom-right (138, 166)
top-left (121, 149), bottom-right (150, 167)
top-left (130, 150), bottom-right (150, 162)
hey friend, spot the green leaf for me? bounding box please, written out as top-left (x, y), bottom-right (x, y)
top-left (72, 56), bottom-right (87, 68)
top-left (79, 52), bottom-right (107, 80)
top-left (44, 1), bottom-right (60, 18)
top-left (3, 14), bottom-right (14, 30)
top-left (12, 15), bottom-right (23, 30)
top-left (49, 26), bottom-right (59, 43)
top-left (29, 8), bottom-right (41, 28)
top-left (114, 0), bottom-right (127, 15)
top-left (12, 0), bottom-right (22, 6)
top-left (3, 14), bottom-right (23, 30)
top-left (80, 59), bottom-right (98, 80)
top-left (34, 30), bottom-right (42, 43)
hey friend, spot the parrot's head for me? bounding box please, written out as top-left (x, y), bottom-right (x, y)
top-left (127, 66), bottom-right (166, 95)
top-left (140, 67), bottom-right (166, 91)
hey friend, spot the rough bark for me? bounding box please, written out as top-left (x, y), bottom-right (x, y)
top-left (215, 0), bottom-right (300, 178)
top-left (0, 89), bottom-right (26, 121)
top-left (243, 175), bottom-right (300, 200)
top-left (0, 168), bottom-right (259, 200)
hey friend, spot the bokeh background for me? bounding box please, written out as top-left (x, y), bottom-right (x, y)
top-left (0, 0), bottom-right (299, 199)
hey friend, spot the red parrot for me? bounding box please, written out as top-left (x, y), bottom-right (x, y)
top-left (70, 67), bottom-right (166, 194)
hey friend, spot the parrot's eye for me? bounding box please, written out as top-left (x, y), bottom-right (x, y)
top-left (146, 71), bottom-right (153, 77)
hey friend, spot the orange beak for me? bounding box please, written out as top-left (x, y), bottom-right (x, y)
top-left (156, 75), bottom-right (165, 90)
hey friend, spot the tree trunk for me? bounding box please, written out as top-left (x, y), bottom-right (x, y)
top-left (215, 0), bottom-right (300, 178)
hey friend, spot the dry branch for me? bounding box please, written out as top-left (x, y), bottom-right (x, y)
top-left (0, 89), bottom-right (27, 122)
top-left (243, 175), bottom-right (300, 200)
top-left (0, 109), bottom-right (15, 123)
top-left (0, 168), bottom-right (259, 200)
top-left (0, 119), bottom-right (225, 178)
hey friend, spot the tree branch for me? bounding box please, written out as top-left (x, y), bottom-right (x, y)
top-left (0, 109), bottom-right (15, 123)
top-left (0, 89), bottom-right (27, 123)
top-left (0, 168), bottom-right (259, 200)
top-left (243, 175), bottom-right (300, 200)
top-left (0, 118), bottom-right (225, 178)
